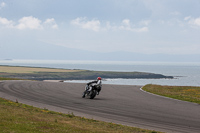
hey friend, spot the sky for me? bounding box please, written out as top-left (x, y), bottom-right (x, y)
top-left (0, 0), bottom-right (200, 61)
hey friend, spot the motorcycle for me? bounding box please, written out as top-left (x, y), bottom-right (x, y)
top-left (82, 83), bottom-right (98, 99)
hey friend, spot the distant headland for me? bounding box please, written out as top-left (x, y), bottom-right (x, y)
top-left (0, 65), bottom-right (173, 81)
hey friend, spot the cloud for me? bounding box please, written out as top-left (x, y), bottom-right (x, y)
top-left (122, 19), bottom-right (130, 26)
top-left (0, 16), bottom-right (58, 30)
top-left (135, 27), bottom-right (149, 32)
top-left (71, 18), bottom-right (149, 32)
top-left (188, 17), bottom-right (200, 27)
top-left (140, 20), bottom-right (151, 26)
top-left (0, 2), bottom-right (6, 9)
top-left (44, 18), bottom-right (58, 29)
top-left (184, 16), bottom-right (200, 28)
top-left (119, 19), bottom-right (149, 32)
top-left (16, 16), bottom-right (43, 30)
top-left (119, 19), bottom-right (131, 31)
top-left (71, 17), bottom-right (101, 32)
top-left (158, 17), bottom-right (186, 27)
top-left (184, 16), bottom-right (191, 21)
top-left (0, 17), bottom-right (14, 28)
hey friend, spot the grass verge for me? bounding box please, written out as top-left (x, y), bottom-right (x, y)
top-left (0, 97), bottom-right (160, 133)
top-left (142, 84), bottom-right (200, 104)
top-left (0, 77), bottom-right (23, 80)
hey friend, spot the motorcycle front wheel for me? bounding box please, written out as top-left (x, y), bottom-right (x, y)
top-left (89, 90), bottom-right (97, 99)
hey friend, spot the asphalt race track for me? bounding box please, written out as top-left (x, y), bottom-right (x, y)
top-left (0, 81), bottom-right (200, 133)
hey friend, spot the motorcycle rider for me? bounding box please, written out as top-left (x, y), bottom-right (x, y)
top-left (82, 77), bottom-right (102, 98)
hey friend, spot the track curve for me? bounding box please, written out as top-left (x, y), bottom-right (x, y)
top-left (0, 81), bottom-right (200, 133)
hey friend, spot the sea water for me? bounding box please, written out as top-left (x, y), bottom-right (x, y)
top-left (0, 59), bottom-right (200, 86)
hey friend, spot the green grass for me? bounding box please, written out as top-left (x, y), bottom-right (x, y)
top-left (0, 65), bottom-right (81, 73)
top-left (0, 97), bottom-right (160, 133)
top-left (142, 84), bottom-right (200, 104)
top-left (0, 77), bottom-right (23, 80)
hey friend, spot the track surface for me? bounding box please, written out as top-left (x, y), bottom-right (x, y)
top-left (0, 81), bottom-right (200, 133)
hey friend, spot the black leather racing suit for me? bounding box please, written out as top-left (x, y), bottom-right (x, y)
top-left (86, 79), bottom-right (102, 94)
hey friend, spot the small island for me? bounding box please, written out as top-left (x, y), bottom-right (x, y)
top-left (0, 65), bottom-right (173, 81)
